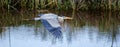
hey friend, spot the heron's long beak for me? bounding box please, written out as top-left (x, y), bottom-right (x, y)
top-left (64, 17), bottom-right (73, 20)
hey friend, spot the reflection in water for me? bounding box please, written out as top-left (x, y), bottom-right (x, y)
top-left (0, 10), bottom-right (120, 47)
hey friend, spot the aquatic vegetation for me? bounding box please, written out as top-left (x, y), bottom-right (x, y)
top-left (0, 10), bottom-right (39, 27)
top-left (0, 0), bottom-right (120, 11)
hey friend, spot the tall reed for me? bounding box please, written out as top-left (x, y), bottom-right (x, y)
top-left (0, 0), bottom-right (120, 11)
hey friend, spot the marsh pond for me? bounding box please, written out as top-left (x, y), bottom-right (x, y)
top-left (0, 10), bottom-right (120, 47)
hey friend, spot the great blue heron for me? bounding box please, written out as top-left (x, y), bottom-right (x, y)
top-left (34, 13), bottom-right (72, 23)
top-left (25, 13), bottom-right (72, 38)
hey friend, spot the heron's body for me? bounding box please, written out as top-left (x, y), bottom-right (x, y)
top-left (34, 13), bottom-right (61, 28)
top-left (34, 13), bottom-right (62, 38)
top-left (33, 13), bottom-right (72, 38)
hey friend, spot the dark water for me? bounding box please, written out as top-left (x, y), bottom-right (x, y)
top-left (0, 10), bottom-right (120, 47)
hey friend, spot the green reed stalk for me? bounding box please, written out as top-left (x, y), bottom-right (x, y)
top-left (108, 0), bottom-right (111, 10)
top-left (70, 0), bottom-right (76, 10)
top-left (53, 0), bottom-right (63, 10)
top-left (54, 0), bottom-right (59, 9)
top-left (30, 0), bottom-right (34, 10)
top-left (114, 0), bottom-right (119, 10)
top-left (1, 0), bottom-right (120, 11)
top-left (45, 0), bottom-right (52, 8)
top-left (7, 0), bottom-right (10, 11)
top-left (118, 0), bottom-right (120, 10)
top-left (40, 0), bottom-right (46, 8)
top-left (35, 0), bottom-right (40, 9)
top-left (0, 0), bottom-right (2, 8)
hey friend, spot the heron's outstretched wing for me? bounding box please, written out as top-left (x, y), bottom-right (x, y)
top-left (40, 19), bottom-right (62, 38)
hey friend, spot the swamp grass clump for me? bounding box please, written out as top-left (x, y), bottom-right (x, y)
top-left (0, 0), bottom-right (120, 11)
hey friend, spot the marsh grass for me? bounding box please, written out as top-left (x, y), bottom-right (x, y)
top-left (0, 0), bottom-right (120, 11)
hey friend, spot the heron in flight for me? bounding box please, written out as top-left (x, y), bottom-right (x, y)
top-left (25, 13), bottom-right (72, 38)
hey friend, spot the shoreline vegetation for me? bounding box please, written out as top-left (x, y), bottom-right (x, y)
top-left (0, 0), bottom-right (120, 11)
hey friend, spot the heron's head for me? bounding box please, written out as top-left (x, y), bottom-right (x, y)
top-left (58, 16), bottom-right (73, 23)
